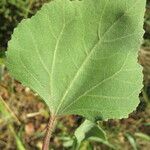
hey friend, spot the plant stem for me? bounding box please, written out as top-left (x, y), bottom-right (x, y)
top-left (42, 114), bottom-right (56, 150)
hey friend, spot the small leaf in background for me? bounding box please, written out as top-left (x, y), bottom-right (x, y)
top-left (143, 122), bottom-right (150, 126)
top-left (135, 132), bottom-right (150, 141)
top-left (74, 120), bottom-right (115, 149)
top-left (9, 125), bottom-right (26, 150)
top-left (0, 50), bottom-right (5, 65)
top-left (58, 136), bottom-right (74, 148)
top-left (125, 133), bottom-right (138, 150)
top-left (75, 120), bottom-right (106, 144)
top-left (0, 96), bottom-right (25, 150)
top-left (79, 141), bottom-right (93, 150)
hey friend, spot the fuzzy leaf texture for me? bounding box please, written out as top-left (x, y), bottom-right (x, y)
top-left (7, 0), bottom-right (145, 121)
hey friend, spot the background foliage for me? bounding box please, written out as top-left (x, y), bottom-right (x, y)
top-left (0, 0), bottom-right (51, 49)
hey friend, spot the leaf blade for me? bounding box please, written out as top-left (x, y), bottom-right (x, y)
top-left (7, 0), bottom-right (146, 121)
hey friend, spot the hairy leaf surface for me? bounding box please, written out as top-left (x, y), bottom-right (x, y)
top-left (7, 0), bottom-right (145, 121)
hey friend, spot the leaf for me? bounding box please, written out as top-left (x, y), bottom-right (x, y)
top-left (59, 136), bottom-right (74, 148)
top-left (6, 0), bottom-right (145, 121)
top-left (79, 141), bottom-right (93, 150)
top-left (135, 132), bottom-right (150, 141)
top-left (75, 120), bottom-right (106, 145)
top-left (74, 120), bottom-right (115, 149)
top-left (9, 125), bottom-right (26, 150)
top-left (125, 133), bottom-right (138, 150)
top-left (75, 120), bottom-right (105, 144)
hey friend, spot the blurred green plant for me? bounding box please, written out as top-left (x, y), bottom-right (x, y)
top-left (0, 96), bottom-right (25, 150)
top-left (0, 96), bottom-right (19, 123)
top-left (125, 133), bottom-right (138, 150)
top-left (9, 125), bottom-right (26, 150)
top-left (0, 0), bottom-right (50, 49)
top-left (57, 120), bottom-right (115, 150)
top-left (135, 132), bottom-right (150, 141)
top-left (0, 50), bottom-right (6, 65)
top-left (74, 120), bottom-right (115, 150)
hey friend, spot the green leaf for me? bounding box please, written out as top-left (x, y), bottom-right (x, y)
top-left (75, 120), bottom-right (107, 143)
top-left (79, 141), bottom-right (93, 150)
top-left (9, 125), bottom-right (26, 150)
top-left (6, 0), bottom-right (145, 121)
top-left (135, 132), bottom-right (150, 141)
top-left (74, 120), bottom-right (115, 149)
top-left (75, 120), bottom-right (106, 145)
top-left (125, 133), bottom-right (138, 150)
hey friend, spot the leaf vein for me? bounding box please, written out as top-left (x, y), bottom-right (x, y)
top-left (60, 51), bottom-right (130, 113)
